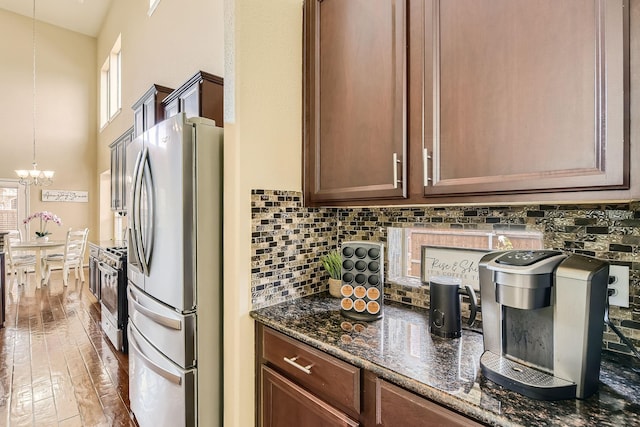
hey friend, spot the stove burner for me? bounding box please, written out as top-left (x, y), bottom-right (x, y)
top-left (105, 246), bottom-right (128, 257)
top-left (100, 246), bottom-right (127, 269)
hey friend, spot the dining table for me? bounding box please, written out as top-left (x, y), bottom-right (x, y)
top-left (11, 240), bottom-right (66, 287)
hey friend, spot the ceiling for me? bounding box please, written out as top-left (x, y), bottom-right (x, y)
top-left (0, 0), bottom-right (112, 37)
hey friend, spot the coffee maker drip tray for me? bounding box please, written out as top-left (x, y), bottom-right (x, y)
top-left (480, 351), bottom-right (576, 401)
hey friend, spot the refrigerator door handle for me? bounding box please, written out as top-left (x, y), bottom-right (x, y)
top-left (129, 150), bottom-right (143, 268)
top-left (128, 324), bottom-right (182, 385)
top-left (134, 147), bottom-right (152, 276)
top-left (128, 286), bottom-right (183, 330)
top-left (140, 150), bottom-right (154, 271)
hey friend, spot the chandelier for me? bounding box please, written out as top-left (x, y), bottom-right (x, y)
top-left (15, 0), bottom-right (54, 187)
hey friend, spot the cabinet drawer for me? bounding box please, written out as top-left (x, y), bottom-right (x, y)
top-left (260, 326), bottom-right (361, 418)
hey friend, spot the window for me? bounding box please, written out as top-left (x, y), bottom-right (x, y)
top-left (148, 0), bottom-right (161, 16)
top-left (100, 35), bottom-right (122, 128)
top-left (387, 227), bottom-right (544, 284)
top-left (0, 180), bottom-right (29, 234)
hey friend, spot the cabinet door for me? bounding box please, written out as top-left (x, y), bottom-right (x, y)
top-left (134, 105), bottom-right (144, 138)
top-left (143, 96), bottom-right (157, 133)
top-left (373, 378), bottom-right (480, 427)
top-left (110, 141), bottom-right (121, 210)
top-left (304, 0), bottom-right (408, 203)
top-left (422, 0), bottom-right (628, 197)
top-left (164, 99), bottom-right (179, 119)
top-left (110, 129), bottom-right (133, 212)
top-left (260, 366), bottom-right (359, 427)
top-left (179, 84), bottom-right (200, 118)
top-left (119, 131), bottom-right (133, 212)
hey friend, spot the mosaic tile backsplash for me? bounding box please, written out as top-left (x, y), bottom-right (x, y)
top-left (251, 190), bottom-right (640, 356)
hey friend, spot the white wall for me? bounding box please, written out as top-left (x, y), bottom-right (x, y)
top-left (223, 0), bottom-right (302, 425)
top-left (0, 9), bottom-right (97, 240)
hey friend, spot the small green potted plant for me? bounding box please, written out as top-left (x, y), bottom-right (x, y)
top-left (321, 249), bottom-right (342, 298)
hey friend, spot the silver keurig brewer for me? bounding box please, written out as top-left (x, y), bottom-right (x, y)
top-left (479, 250), bottom-right (609, 400)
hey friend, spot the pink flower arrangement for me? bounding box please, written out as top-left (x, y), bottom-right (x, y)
top-left (23, 211), bottom-right (63, 238)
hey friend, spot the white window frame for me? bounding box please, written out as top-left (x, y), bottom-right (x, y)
top-left (387, 227), bottom-right (544, 287)
top-left (0, 179), bottom-right (29, 235)
top-left (148, 0), bottom-right (161, 16)
top-left (100, 35), bottom-right (122, 129)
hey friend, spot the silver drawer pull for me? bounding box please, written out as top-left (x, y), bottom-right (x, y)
top-left (283, 356), bottom-right (313, 374)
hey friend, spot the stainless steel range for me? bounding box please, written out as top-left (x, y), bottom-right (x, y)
top-left (98, 246), bottom-right (128, 352)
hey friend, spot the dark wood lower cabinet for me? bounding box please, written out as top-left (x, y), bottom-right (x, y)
top-left (256, 324), bottom-right (482, 427)
top-left (365, 372), bottom-right (482, 427)
top-left (261, 366), bottom-right (360, 427)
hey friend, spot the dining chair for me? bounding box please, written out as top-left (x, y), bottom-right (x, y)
top-left (4, 231), bottom-right (36, 286)
top-left (42, 228), bottom-right (89, 286)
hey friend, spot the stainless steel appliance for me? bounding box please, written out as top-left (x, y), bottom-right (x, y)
top-left (478, 250), bottom-right (609, 400)
top-left (126, 113), bottom-right (222, 427)
top-left (98, 246), bottom-right (128, 352)
top-left (88, 244), bottom-right (101, 299)
top-left (428, 275), bottom-right (477, 338)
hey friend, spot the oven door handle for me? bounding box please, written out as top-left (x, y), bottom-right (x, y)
top-left (97, 262), bottom-right (118, 277)
top-left (127, 286), bottom-right (182, 330)
top-left (128, 324), bottom-right (182, 385)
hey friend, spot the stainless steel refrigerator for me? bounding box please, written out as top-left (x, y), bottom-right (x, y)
top-left (126, 113), bottom-right (222, 427)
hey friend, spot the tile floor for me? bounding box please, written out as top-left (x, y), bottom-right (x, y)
top-left (0, 269), bottom-right (132, 426)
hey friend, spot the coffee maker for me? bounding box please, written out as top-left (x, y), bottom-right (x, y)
top-left (478, 250), bottom-right (609, 400)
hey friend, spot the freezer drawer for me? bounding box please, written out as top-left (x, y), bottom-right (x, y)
top-left (128, 283), bottom-right (196, 368)
top-left (129, 322), bottom-right (196, 427)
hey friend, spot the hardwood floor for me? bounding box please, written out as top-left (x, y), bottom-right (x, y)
top-left (0, 269), bottom-right (132, 426)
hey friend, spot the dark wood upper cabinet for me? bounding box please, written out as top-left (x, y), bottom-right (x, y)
top-left (304, 0), bottom-right (408, 203)
top-left (132, 84), bottom-right (173, 138)
top-left (109, 127), bottom-right (134, 212)
top-left (163, 71), bottom-right (224, 128)
top-left (421, 0), bottom-right (629, 197)
top-left (304, 0), bottom-right (633, 206)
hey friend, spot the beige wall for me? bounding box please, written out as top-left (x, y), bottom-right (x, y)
top-left (0, 9), bottom-right (97, 241)
top-left (223, 0), bottom-right (302, 426)
top-left (95, 0), bottom-right (224, 241)
top-left (1, 0), bottom-right (302, 423)
top-left (96, 0), bottom-right (224, 174)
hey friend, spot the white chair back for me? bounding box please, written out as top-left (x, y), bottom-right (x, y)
top-left (4, 230), bottom-right (36, 286)
top-left (64, 228), bottom-right (89, 262)
top-left (42, 227), bottom-right (89, 286)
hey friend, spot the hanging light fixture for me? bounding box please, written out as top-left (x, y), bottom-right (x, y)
top-left (15, 0), bottom-right (54, 187)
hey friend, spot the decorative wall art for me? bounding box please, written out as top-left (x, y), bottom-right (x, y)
top-left (41, 190), bottom-right (88, 203)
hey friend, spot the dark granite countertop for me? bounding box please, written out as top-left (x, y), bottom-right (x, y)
top-left (250, 294), bottom-right (640, 427)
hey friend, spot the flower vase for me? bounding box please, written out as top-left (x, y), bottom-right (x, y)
top-left (36, 236), bottom-right (49, 243)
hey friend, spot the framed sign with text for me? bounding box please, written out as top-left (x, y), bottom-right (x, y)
top-left (420, 246), bottom-right (489, 291)
top-left (41, 190), bottom-right (89, 203)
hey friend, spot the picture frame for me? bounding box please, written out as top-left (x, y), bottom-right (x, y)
top-left (420, 245), bottom-right (490, 291)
